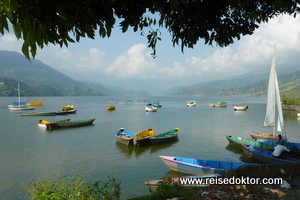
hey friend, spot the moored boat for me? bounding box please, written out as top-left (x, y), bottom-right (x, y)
top-left (225, 135), bottom-right (274, 150)
top-left (256, 139), bottom-right (300, 154)
top-left (240, 142), bottom-right (300, 164)
top-left (55, 109), bottom-right (77, 115)
top-left (234, 106), bottom-right (248, 111)
top-left (145, 106), bottom-right (157, 112)
top-left (250, 45), bottom-right (287, 141)
top-left (134, 128), bottom-right (156, 146)
top-left (26, 101), bottom-right (43, 106)
top-left (186, 100), bottom-right (196, 107)
top-left (115, 128), bottom-right (135, 146)
top-left (159, 156), bottom-right (255, 175)
top-left (107, 105), bottom-right (116, 110)
top-left (61, 105), bottom-right (75, 111)
top-left (208, 101), bottom-right (227, 107)
top-left (19, 111), bottom-right (56, 116)
top-left (53, 118), bottom-right (95, 129)
top-left (8, 83), bottom-right (35, 111)
top-left (150, 128), bottom-right (179, 144)
top-left (38, 119), bottom-right (71, 128)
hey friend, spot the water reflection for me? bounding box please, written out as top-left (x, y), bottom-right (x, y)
top-left (149, 139), bottom-right (179, 154)
top-left (115, 141), bottom-right (134, 158)
top-left (161, 170), bottom-right (191, 179)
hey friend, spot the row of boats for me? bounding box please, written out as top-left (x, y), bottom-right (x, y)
top-left (115, 128), bottom-right (179, 147)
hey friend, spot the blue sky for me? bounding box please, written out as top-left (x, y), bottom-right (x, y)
top-left (0, 14), bottom-right (300, 94)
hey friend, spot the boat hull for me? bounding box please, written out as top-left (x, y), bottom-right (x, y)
top-left (240, 143), bottom-right (300, 164)
top-left (225, 135), bottom-right (274, 150)
top-left (250, 133), bottom-right (279, 141)
top-left (159, 156), bottom-right (255, 175)
top-left (135, 128), bottom-right (156, 146)
top-left (115, 128), bottom-right (135, 146)
top-left (52, 118), bottom-right (95, 128)
top-left (150, 128), bottom-right (179, 144)
top-left (19, 112), bottom-right (56, 116)
top-left (55, 109), bottom-right (77, 115)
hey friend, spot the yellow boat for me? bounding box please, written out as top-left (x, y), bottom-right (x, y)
top-left (134, 128), bottom-right (156, 146)
top-left (26, 101), bottom-right (43, 106)
top-left (61, 105), bottom-right (74, 111)
top-left (107, 105), bottom-right (116, 110)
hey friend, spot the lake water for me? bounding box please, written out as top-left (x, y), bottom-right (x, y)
top-left (1, 96), bottom-right (300, 200)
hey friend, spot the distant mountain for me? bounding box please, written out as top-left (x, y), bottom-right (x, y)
top-left (0, 50), bottom-right (150, 96)
top-left (171, 65), bottom-right (300, 96)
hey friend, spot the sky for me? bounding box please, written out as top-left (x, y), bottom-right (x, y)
top-left (0, 14), bottom-right (300, 95)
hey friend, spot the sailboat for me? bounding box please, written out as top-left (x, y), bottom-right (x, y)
top-left (250, 45), bottom-right (286, 141)
top-left (8, 83), bottom-right (35, 111)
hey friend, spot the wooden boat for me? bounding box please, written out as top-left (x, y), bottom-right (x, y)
top-left (19, 111), bottom-right (56, 116)
top-left (61, 105), bottom-right (75, 111)
top-left (134, 128), bottom-right (156, 146)
top-left (147, 101), bottom-right (162, 107)
top-left (240, 142), bottom-right (300, 164)
top-left (107, 105), bottom-right (116, 110)
top-left (38, 119), bottom-right (71, 128)
top-left (234, 106), bottom-right (248, 111)
top-left (45, 118), bottom-right (95, 129)
top-left (144, 174), bottom-right (220, 190)
top-left (150, 128), bottom-right (179, 144)
top-left (8, 83), bottom-right (35, 111)
top-left (55, 109), bottom-right (77, 115)
top-left (26, 101), bottom-right (43, 106)
top-left (186, 100), bottom-right (196, 107)
top-left (250, 46), bottom-right (287, 141)
top-left (119, 100), bottom-right (133, 104)
top-left (159, 156), bottom-right (255, 175)
top-left (208, 101), bottom-right (227, 107)
top-left (145, 106), bottom-right (157, 112)
top-left (115, 128), bottom-right (135, 146)
top-left (225, 135), bottom-right (274, 150)
top-left (256, 139), bottom-right (300, 154)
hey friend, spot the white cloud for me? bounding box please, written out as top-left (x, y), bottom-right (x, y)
top-left (106, 43), bottom-right (157, 78)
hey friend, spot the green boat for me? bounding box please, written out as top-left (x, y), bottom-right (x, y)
top-left (149, 128), bottom-right (179, 144)
top-left (225, 135), bottom-right (275, 150)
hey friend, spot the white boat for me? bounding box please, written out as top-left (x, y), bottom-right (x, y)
top-left (186, 100), bottom-right (196, 107)
top-left (8, 83), bottom-right (35, 111)
top-left (145, 106), bottom-right (157, 112)
top-left (250, 45), bottom-right (286, 141)
top-left (297, 111), bottom-right (300, 117)
top-left (234, 106), bottom-right (248, 111)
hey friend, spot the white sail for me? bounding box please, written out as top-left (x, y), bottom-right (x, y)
top-left (263, 45), bottom-right (286, 138)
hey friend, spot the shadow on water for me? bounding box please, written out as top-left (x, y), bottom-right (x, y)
top-left (225, 144), bottom-right (264, 164)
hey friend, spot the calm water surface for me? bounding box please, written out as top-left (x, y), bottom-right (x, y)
top-left (1, 96), bottom-right (300, 199)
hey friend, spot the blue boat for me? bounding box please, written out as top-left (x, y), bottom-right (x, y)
top-left (159, 156), bottom-right (255, 175)
top-left (115, 128), bottom-right (135, 146)
top-left (150, 128), bottom-right (179, 144)
top-left (240, 143), bottom-right (300, 164)
top-left (257, 139), bottom-right (300, 154)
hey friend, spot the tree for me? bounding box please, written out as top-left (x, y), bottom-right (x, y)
top-left (0, 0), bottom-right (298, 59)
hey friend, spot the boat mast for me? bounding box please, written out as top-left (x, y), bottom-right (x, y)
top-left (18, 83), bottom-right (20, 108)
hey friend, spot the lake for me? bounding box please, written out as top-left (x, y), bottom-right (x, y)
top-left (1, 96), bottom-right (300, 199)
